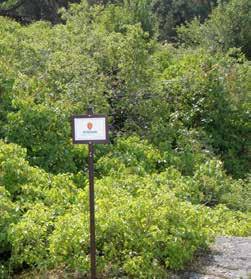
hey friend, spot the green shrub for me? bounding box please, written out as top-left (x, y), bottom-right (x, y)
top-left (96, 136), bottom-right (162, 176)
top-left (0, 140), bottom-right (30, 196)
top-left (6, 156), bottom-right (250, 276)
top-left (48, 181), bottom-right (212, 277)
top-left (5, 101), bottom-right (76, 174)
top-left (8, 204), bottom-right (54, 269)
top-left (0, 187), bottom-right (19, 254)
top-left (163, 128), bottom-right (214, 176)
top-left (0, 140), bottom-right (49, 199)
top-left (43, 174), bottom-right (80, 213)
top-left (0, 62), bottom-right (15, 138)
top-left (152, 167), bottom-right (203, 204)
top-left (153, 160), bottom-right (250, 212)
top-left (157, 48), bottom-right (250, 178)
top-left (49, 210), bottom-right (90, 273)
top-left (193, 160), bottom-right (250, 211)
top-left (202, 205), bottom-right (251, 237)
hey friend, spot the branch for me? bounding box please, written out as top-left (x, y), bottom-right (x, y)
top-left (0, 10), bottom-right (33, 24)
top-left (0, 0), bottom-right (33, 23)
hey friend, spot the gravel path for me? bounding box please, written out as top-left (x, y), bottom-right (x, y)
top-left (171, 237), bottom-right (251, 279)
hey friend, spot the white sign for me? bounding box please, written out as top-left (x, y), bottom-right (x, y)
top-left (72, 115), bottom-right (108, 143)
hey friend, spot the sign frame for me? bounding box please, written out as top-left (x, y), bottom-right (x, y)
top-left (71, 114), bottom-right (109, 144)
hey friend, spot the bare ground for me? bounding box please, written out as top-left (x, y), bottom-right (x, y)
top-left (170, 236), bottom-right (251, 279)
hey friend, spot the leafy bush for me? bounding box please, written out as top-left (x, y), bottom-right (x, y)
top-left (201, 205), bottom-right (251, 237)
top-left (152, 160), bottom-right (250, 212)
top-left (0, 62), bottom-right (15, 138)
top-left (8, 203), bottom-right (54, 269)
top-left (0, 140), bottom-right (50, 199)
top-left (0, 187), bottom-right (19, 254)
top-left (0, 140), bottom-right (30, 196)
top-left (96, 136), bottom-right (162, 176)
top-left (2, 139), bottom-right (250, 277)
top-left (157, 48), bottom-right (250, 178)
top-left (5, 100), bottom-right (76, 173)
top-left (193, 160), bottom-right (250, 210)
top-left (49, 210), bottom-right (90, 274)
top-left (47, 182), bottom-right (213, 277)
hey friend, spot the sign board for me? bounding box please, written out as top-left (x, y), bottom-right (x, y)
top-left (72, 115), bottom-right (108, 144)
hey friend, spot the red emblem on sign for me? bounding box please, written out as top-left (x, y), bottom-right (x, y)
top-left (87, 122), bottom-right (93, 130)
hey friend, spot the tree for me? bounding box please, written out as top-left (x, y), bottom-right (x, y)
top-left (152, 0), bottom-right (217, 41)
top-left (0, 0), bottom-right (80, 23)
top-left (178, 0), bottom-right (251, 59)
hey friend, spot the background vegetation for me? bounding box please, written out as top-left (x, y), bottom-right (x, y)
top-left (0, 0), bottom-right (250, 278)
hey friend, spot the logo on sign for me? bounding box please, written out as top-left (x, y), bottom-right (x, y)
top-left (87, 122), bottom-right (93, 130)
top-left (83, 121), bottom-right (97, 134)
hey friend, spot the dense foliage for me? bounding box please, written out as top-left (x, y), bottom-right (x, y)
top-left (0, 0), bottom-right (217, 29)
top-left (0, 0), bottom-right (250, 277)
top-left (178, 0), bottom-right (251, 58)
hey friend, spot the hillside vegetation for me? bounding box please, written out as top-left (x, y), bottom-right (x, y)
top-left (0, 0), bottom-right (250, 278)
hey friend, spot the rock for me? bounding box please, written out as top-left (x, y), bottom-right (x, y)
top-left (170, 236), bottom-right (251, 279)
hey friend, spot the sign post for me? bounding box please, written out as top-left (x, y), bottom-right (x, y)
top-left (72, 107), bottom-right (108, 279)
top-left (88, 141), bottom-right (95, 279)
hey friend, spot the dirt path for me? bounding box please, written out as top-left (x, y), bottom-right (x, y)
top-left (171, 237), bottom-right (251, 279)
